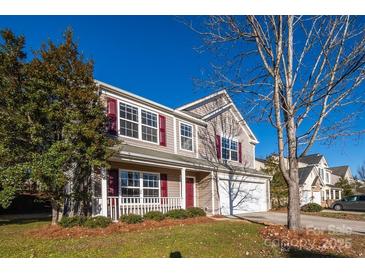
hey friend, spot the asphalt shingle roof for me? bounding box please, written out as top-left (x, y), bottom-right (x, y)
top-left (298, 154), bottom-right (323, 165)
top-left (329, 166), bottom-right (350, 177)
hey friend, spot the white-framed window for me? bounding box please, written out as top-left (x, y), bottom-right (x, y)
top-left (180, 122), bottom-right (193, 151)
top-left (120, 171), bottom-right (140, 197)
top-left (222, 137), bottom-right (238, 161)
top-left (119, 102), bottom-right (139, 138)
top-left (120, 170), bottom-right (160, 198)
top-left (141, 110), bottom-right (158, 143)
top-left (118, 101), bottom-right (159, 144)
top-left (325, 172), bottom-right (329, 183)
top-left (143, 173), bottom-right (159, 197)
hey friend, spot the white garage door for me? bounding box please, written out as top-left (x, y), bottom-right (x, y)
top-left (218, 179), bottom-right (268, 215)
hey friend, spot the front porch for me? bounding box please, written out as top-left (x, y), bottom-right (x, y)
top-left (92, 161), bottom-right (213, 220)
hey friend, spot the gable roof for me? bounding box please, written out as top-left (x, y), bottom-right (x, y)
top-left (298, 154), bottom-right (324, 165)
top-left (177, 90), bottom-right (259, 144)
top-left (298, 166), bottom-right (315, 185)
top-left (96, 80), bottom-right (206, 126)
top-left (329, 166), bottom-right (350, 177)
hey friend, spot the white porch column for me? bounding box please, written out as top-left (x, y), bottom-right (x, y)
top-left (101, 168), bottom-right (108, 217)
top-left (332, 189), bottom-right (336, 200)
top-left (339, 190), bottom-right (342, 199)
top-left (181, 168), bottom-right (186, 209)
top-left (323, 189), bottom-right (327, 200)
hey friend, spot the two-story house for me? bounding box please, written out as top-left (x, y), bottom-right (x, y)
top-left (256, 153), bottom-right (352, 207)
top-left (92, 81), bottom-right (271, 220)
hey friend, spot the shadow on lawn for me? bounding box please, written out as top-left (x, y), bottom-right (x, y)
top-left (285, 248), bottom-right (347, 258)
top-left (169, 251), bottom-right (183, 258)
top-left (0, 217), bottom-right (51, 226)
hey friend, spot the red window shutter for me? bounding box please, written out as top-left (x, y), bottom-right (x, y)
top-left (159, 115), bottom-right (166, 146)
top-left (215, 135), bottom-right (221, 160)
top-left (107, 98), bottom-right (117, 135)
top-left (107, 169), bottom-right (119, 196)
top-left (160, 173), bottom-right (168, 198)
top-left (239, 142), bottom-right (242, 163)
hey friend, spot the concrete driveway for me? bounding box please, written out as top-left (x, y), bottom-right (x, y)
top-left (237, 212), bottom-right (365, 235)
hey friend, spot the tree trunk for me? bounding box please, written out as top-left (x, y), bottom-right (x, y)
top-left (287, 177), bottom-right (301, 229)
top-left (51, 201), bottom-right (60, 225)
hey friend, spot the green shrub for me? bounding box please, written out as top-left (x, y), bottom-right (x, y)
top-left (144, 211), bottom-right (165, 221)
top-left (119, 214), bottom-right (144, 224)
top-left (82, 216), bottom-right (112, 228)
top-left (59, 216), bottom-right (86, 228)
top-left (301, 203), bottom-right (323, 212)
top-left (165, 209), bottom-right (188, 219)
top-left (186, 207), bottom-right (206, 217)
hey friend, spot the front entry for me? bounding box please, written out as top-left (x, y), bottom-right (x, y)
top-left (186, 177), bottom-right (195, 208)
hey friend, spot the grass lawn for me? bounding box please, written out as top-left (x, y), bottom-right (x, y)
top-left (0, 218), bottom-right (284, 258)
top-left (0, 217), bottom-right (364, 258)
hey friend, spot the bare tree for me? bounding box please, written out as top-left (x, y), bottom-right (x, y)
top-left (186, 16), bottom-right (365, 229)
top-left (358, 161), bottom-right (365, 180)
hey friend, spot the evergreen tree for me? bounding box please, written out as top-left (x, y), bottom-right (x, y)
top-left (261, 155), bottom-right (288, 208)
top-left (27, 30), bottom-right (110, 224)
top-left (335, 177), bottom-right (353, 197)
top-left (0, 29), bottom-right (113, 224)
top-left (0, 30), bottom-right (32, 208)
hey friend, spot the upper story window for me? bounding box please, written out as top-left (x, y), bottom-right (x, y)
top-left (141, 110), bottom-right (158, 143)
top-left (180, 123), bottom-right (193, 151)
top-left (120, 103), bottom-right (139, 138)
top-left (222, 137), bottom-right (238, 161)
top-left (119, 101), bottom-right (159, 144)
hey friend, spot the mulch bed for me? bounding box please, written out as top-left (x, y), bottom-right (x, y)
top-left (27, 217), bottom-right (214, 239)
top-left (260, 225), bottom-right (363, 257)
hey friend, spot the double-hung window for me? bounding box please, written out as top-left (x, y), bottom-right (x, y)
top-left (120, 171), bottom-right (140, 197)
top-left (143, 173), bottom-right (159, 197)
top-left (180, 123), bottom-right (193, 151)
top-left (141, 110), bottom-right (158, 143)
top-left (120, 103), bottom-right (139, 138)
top-left (222, 137), bottom-right (238, 161)
top-left (120, 171), bottom-right (160, 199)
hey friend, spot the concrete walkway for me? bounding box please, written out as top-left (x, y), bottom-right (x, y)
top-left (237, 211), bottom-right (365, 235)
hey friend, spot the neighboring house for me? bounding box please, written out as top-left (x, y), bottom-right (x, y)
top-left (255, 154), bottom-right (352, 207)
top-left (92, 81), bottom-right (271, 220)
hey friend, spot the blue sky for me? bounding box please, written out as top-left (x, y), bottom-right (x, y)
top-left (0, 16), bottom-right (364, 175)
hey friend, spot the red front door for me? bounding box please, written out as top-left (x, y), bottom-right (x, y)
top-left (186, 178), bottom-right (194, 208)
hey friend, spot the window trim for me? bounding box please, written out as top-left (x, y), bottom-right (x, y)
top-left (119, 169), bottom-right (161, 199)
top-left (221, 136), bottom-right (239, 162)
top-left (179, 121), bottom-right (194, 152)
top-left (141, 109), bottom-right (158, 143)
top-left (117, 100), bottom-right (160, 145)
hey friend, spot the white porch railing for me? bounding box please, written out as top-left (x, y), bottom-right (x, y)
top-left (106, 196), bottom-right (182, 221)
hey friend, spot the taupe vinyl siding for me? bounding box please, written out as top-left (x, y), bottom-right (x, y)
top-left (197, 108), bottom-right (255, 169)
top-left (101, 93), bottom-right (175, 154)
